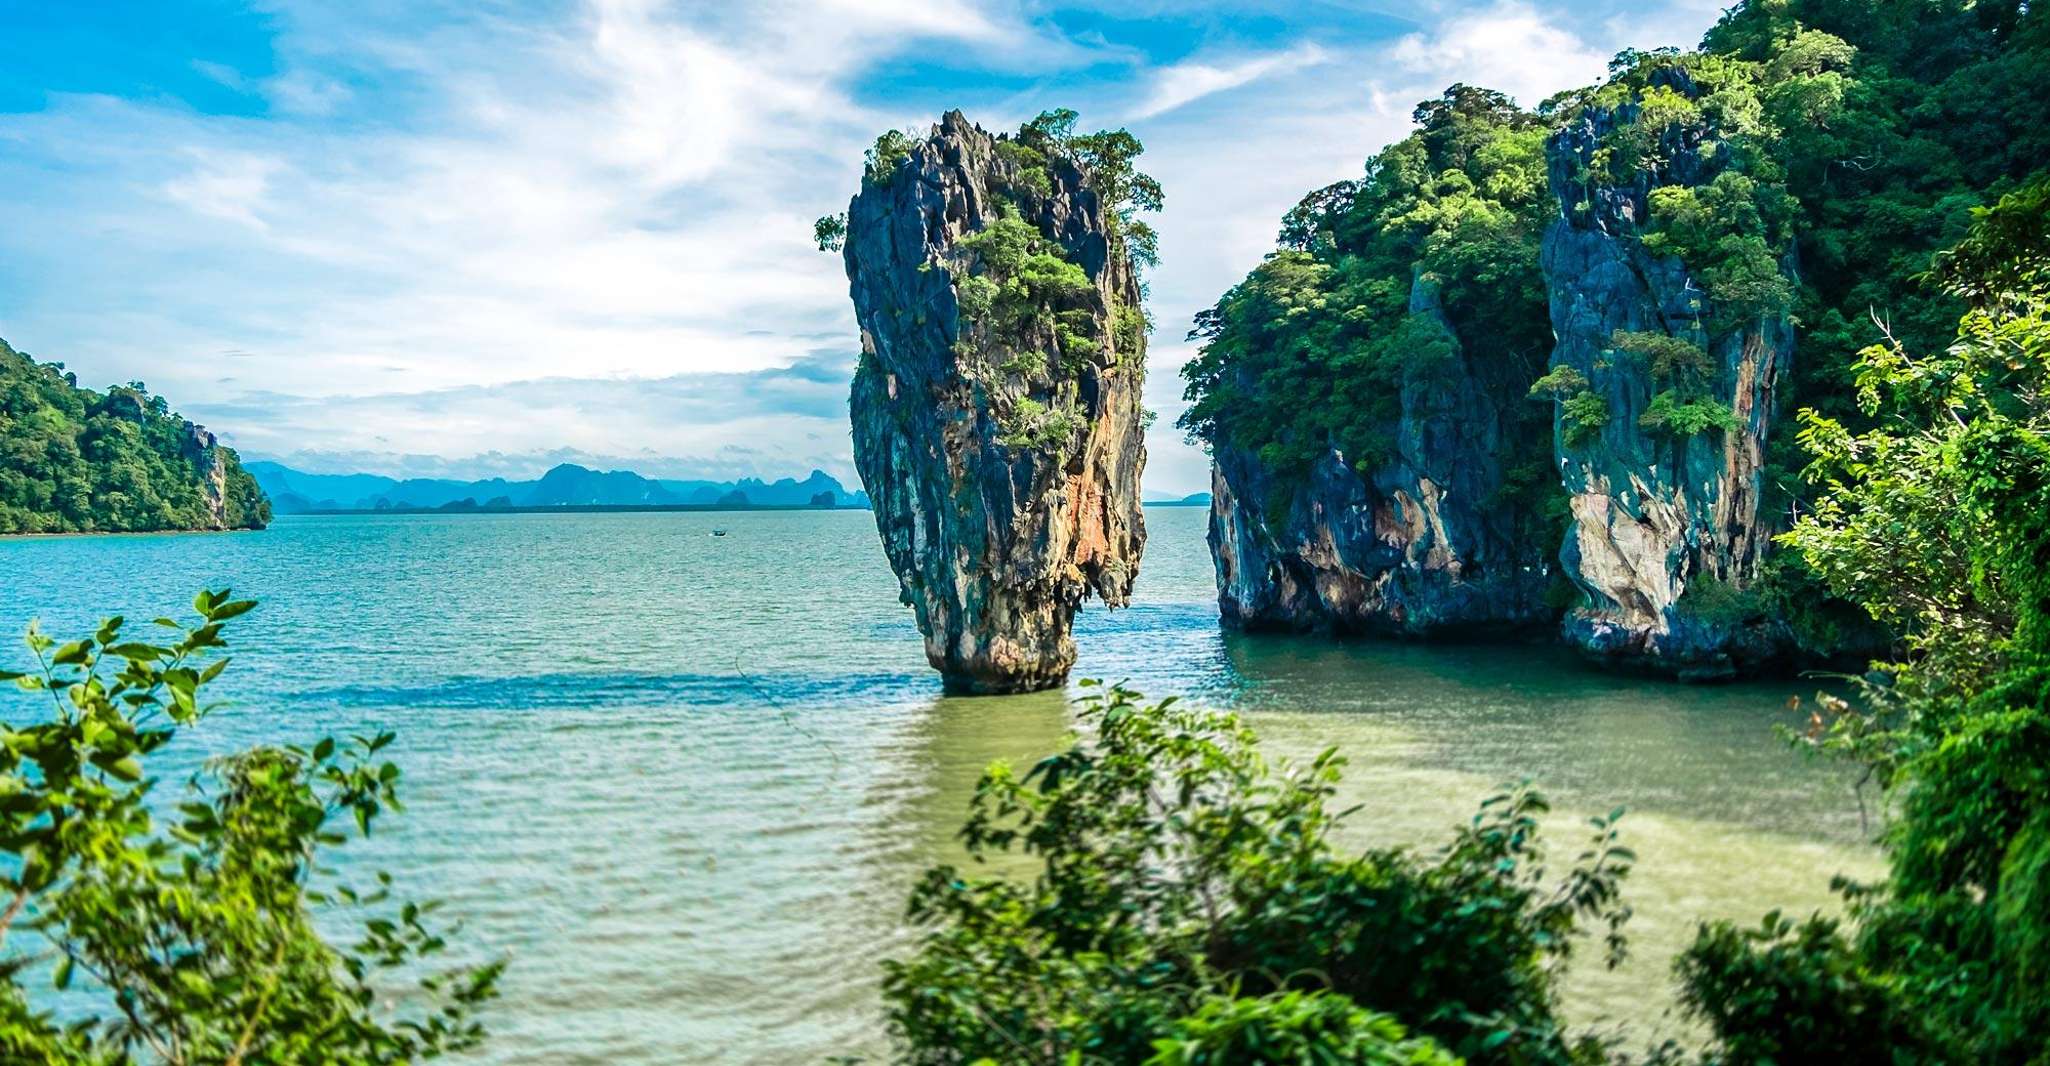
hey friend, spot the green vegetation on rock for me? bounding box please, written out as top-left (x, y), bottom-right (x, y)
top-left (949, 209), bottom-right (1099, 370)
top-left (1180, 85), bottom-right (1553, 488)
top-left (0, 337), bottom-right (269, 535)
top-left (1180, 0), bottom-right (2048, 660)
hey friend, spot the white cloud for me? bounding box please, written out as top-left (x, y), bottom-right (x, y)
top-left (159, 149), bottom-right (284, 232)
top-left (1129, 43), bottom-right (1332, 120)
top-left (1389, 2), bottom-right (1611, 110)
top-left (0, 0), bottom-right (1731, 495)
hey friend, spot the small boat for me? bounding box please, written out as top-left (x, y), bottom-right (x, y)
top-left (711, 529), bottom-right (729, 537)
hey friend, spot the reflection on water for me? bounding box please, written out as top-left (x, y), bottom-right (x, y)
top-left (0, 507), bottom-right (1878, 1061)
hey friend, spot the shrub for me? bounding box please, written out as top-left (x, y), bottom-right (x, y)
top-left (1610, 330), bottom-right (1713, 383)
top-left (1146, 989), bottom-right (1459, 1066)
top-left (996, 397), bottom-right (1083, 450)
top-left (1640, 390), bottom-right (1741, 436)
top-left (813, 213), bottom-right (847, 252)
top-left (1560, 390), bottom-right (1611, 445)
top-left (0, 592), bottom-right (500, 1062)
top-left (864, 129), bottom-right (918, 185)
top-left (1677, 912), bottom-right (1943, 1063)
top-left (882, 683), bottom-right (1634, 1065)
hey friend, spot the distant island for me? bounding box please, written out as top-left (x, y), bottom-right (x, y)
top-left (0, 337), bottom-right (269, 534)
top-left (248, 461), bottom-right (871, 514)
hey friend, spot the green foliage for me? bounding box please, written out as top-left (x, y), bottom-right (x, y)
top-left (1016, 109), bottom-right (1165, 269)
top-left (1609, 330), bottom-right (1712, 384)
top-left (1683, 172), bottom-right (2050, 1064)
top-left (1640, 390), bottom-right (1741, 436)
top-left (1181, 85), bottom-right (1555, 514)
top-left (1527, 365), bottom-right (1589, 397)
top-left (1559, 390), bottom-right (1611, 445)
top-left (995, 396), bottom-right (1083, 450)
top-left (1639, 172), bottom-right (1798, 330)
top-left (864, 129), bottom-right (918, 185)
top-left (883, 682), bottom-right (1634, 1066)
top-left (0, 339), bottom-right (270, 534)
top-left (950, 211), bottom-right (1099, 370)
top-left (1677, 912), bottom-right (1945, 1062)
top-left (0, 592), bottom-right (499, 1063)
top-left (1145, 989), bottom-right (1459, 1066)
top-left (813, 212), bottom-right (847, 252)
top-left (994, 140), bottom-right (1052, 197)
top-left (1675, 574), bottom-right (1762, 629)
top-left (1112, 303), bottom-right (1150, 360)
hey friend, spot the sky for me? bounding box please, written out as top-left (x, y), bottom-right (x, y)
top-left (0, 0), bottom-right (1728, 496)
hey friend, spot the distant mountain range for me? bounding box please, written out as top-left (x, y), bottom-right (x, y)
top-left (248, 461), bottom-right (870, 513)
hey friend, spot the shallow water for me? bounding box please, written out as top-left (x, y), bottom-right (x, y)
top-left (0, 507), bottom-right (1878, 1061)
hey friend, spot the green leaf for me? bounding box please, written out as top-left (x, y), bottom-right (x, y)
top-left (208, 599), bottom-right (258, 622)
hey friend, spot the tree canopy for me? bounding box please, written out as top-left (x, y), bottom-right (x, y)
top-left (0, 338), bottom-right (269, 534)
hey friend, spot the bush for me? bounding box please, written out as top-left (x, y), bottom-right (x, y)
top-left (882, 682), bottom-right (1634, 1065)
top-left (0, 591), bottom-right (499, 1062)
top-left (1146, 989), bottom-right (1458, 1066)
top-left (1560, 390), bottom-right (1611, 445)
top-left (1639, 390), bottom-right (1741, 436)
top-left (865, 129), bottom-right (918, 185)
top-left (1677, 912), bottom-right (1944, 1063)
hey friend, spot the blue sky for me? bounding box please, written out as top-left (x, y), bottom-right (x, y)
top-left (0, 0), bottom-right (1725, 494)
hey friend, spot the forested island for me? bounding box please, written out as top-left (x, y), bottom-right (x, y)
top-left (1179, 0), bottom-right (2045, 678)
top-left (0, 337), bottom-right (268, 534)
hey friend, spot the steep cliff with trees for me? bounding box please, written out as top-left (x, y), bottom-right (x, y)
top-left (1180, 86), bottom-right (1562, 637)
top-left (830, 110), bottom-right (1154, 693)
top-left (1538, 56), bottom-right (1802, 676)
top-left (1182, 0), bottom-right (2047, 675)
top-left (0, 337), bottom-right (269, 535)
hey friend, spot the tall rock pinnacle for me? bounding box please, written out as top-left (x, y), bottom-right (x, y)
top-left (839, 111), bottom-right (1149, 694)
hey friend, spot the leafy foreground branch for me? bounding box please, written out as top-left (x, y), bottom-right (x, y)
top-left (0, 591), bottom-right (500, 1064)
top-left (1675, 178), bottom-right (2050, 1066)
top-left (883, 682), bottom-right (1635, 1065)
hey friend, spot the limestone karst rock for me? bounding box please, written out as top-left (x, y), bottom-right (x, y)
top-left (1207, 275), bottom-right (1553, 636)
top-left (1539, 66), bottom-right (1795, 677)
top-left (839, 111), bottom-right (1148, 693)
top-left (178, 422), bottom-right (242, 531)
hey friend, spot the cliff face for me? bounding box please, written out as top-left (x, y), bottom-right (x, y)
top-left (841, 111), bottom-right (1147, 694)
top-left (1208, 276), bottom-right (1553, 636)
top-left (174, 421), bottom-right (268, 531)
top-left (1540, 69), bottom-right (1793, 677)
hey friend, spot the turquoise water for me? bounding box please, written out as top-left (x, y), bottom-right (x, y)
top-left (0, 509), bottom-right (1877, 1061)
